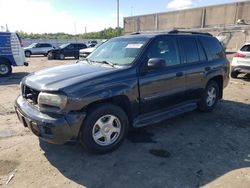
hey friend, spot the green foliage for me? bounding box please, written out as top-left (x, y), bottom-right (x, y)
top-left (16, 28), bottom-right (123, 40)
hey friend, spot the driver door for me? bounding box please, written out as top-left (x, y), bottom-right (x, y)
top-left (138, 36), bottom-right (186, 114)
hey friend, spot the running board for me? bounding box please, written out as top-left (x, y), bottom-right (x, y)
top-left (133, 102), bottom-right (198, 128)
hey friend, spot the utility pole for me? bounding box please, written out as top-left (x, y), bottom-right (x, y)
top-left (117, 0), bottom-right (119, 28)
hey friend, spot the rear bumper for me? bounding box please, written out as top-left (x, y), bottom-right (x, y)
top-left (231, 65), bottom-right (250, 74)
top-left (15, 95), bottom-right (86, 144)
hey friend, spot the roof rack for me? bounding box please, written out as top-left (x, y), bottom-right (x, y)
top-left (168, 29), bottom-right (212, 36)
top-left (129, 32), bottom-right (141, 35)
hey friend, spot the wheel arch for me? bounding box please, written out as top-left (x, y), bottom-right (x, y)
top-left (207, 75), bottom-right (223, 99)
top-left (0, 57), bottom-right (12, 65)
top-left (84, 95), bottom-right (133, 126)
top-left (25, 50), bottom-right (32, 54)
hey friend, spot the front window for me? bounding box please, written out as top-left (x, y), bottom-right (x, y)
top-left (87, 37), bottom-right (149, 66)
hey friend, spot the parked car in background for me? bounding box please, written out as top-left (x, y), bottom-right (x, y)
top-left (79, 40), bottom-right (107, 59)
top-left (231, 43), bottom-right (250, 78)
top-left (24, 43), bottom-right (54, 57)
top-left (0, 32), bottom-right (28, 76)
top-left (15, 30), bottom-right (229, 154)
top-left (47, 43), bottom-right (87, 60)
top-left (79, 47), bottom-right (95, 59)
top-left (87, 40), bottom-right (98, 47)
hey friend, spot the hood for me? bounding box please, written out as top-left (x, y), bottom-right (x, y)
top-left (22, 62), bottom-right (115, 91)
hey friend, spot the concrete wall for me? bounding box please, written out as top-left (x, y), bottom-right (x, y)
top-left (124, 1), bottom-right (250, 33)
top-left (123, 1), bottom-right (250, 51)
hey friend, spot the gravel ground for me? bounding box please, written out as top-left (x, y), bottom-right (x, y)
top-left (0, 56), bottom-right (250, 188)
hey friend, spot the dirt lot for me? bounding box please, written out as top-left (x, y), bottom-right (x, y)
top-left (0, 56), bottom-right (250, 188)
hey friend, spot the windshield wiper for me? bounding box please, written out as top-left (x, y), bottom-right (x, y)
top-left (89, 60), bottom-right (116, 67)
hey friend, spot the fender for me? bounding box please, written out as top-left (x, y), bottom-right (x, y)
top-left (204, 61), bottom-right (229, 87)
top-left (66, 80), bottom-right (139, 112)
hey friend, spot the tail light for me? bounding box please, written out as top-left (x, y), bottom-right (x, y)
top-left (234, 52), bottom-right (246, 58)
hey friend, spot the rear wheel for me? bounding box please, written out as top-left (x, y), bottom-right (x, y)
top-left (79, 103), bottom-right (129, 154)
top-left (231, 71), bottom-right (238, 79)
top-left (198, 80), bottom-right (219, 112)
top-left (0, 62), bottom-right (12, 77)
top-left (25, 51), bottom-right (31, 57)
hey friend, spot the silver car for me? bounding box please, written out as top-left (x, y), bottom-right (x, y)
top-left (231, 43), bottom-right (250, 78)
top-left (24, 43), bottom-right (54, 57)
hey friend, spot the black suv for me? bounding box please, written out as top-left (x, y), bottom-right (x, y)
top-left (15, 30), bottom-right (229, 154)
top-left (47, 43), bottom-right (87, 60)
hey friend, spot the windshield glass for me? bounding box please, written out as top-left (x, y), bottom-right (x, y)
top-left (28, 43), bottom-right (37, 48)
top-left (59, 43), bottom-right (69, 49)
top-left (87, 37), bottom-right (149, 66)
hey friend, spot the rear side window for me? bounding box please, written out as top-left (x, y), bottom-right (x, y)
top-left (240, 45), bottom-right (250, 52)
top-left (199, 37), bottom-right (225, 60)
top-left (40, 43), bottom-right (51, 47)
top-left (178, 37), bottom-right (199, 63)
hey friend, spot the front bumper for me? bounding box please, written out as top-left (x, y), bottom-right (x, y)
top-left (15, 95), bottom-right (86, 144)
top-left (231, 65), bottom-right (250, 74)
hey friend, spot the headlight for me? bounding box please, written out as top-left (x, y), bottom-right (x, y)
top-left (38, 92), bottom-right (67, 110)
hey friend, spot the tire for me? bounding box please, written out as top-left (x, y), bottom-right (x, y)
top-left (0, 62), bottom-right (12, 77)
top-left (25, 51), bottom-right (31, 57)
top-left (79, 103), bottom-right (129, 154)
top-left (198, 80), bottom-right (219, 112)
top-left (59, 53), bottom-right (65, 60)
top-left (47, 52), bottom-right (54, 60)
top-left (231, 71), bottom-right (238, 79)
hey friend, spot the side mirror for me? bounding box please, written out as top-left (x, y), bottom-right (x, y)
top-left (147, 58), bottom-right (166, 69)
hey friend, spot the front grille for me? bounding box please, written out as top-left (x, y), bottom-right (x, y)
top-left (22, 84), bottom-right (40, 105)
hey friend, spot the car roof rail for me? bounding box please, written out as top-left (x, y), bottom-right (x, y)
top-left (129, 32), bottom-right (141, 35)
top-left (169, 29), bottom-right (213, 36)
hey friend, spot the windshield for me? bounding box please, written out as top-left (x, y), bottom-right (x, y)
top-left (59, 43), bottom-right (69, 49)
top-left (87, 37), bottom-right (149, 66)
top-left (28, 43), bottom-right (37, 48)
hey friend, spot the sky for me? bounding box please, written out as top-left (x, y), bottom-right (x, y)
top-left (0, 0), bottom-right (246, 34)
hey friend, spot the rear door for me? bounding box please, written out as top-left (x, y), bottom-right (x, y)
top-left (42, 43), bottom-right (52, 54)
top-left (177, 36), bottom-right (207, 100)
top-left (138, 36), bottom-right (186, 114)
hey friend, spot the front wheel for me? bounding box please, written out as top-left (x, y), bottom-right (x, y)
top-left (79, 103), bottom-right (129, 154)
top-left (198, 81), bottom-right (219, 112)
top-left (0, 62), bottom-right (12, 77)
top-left (25, 51), bottom-right (31, 57)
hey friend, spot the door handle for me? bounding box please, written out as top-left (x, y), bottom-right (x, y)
top-left (176, 72), bottom-right (183, 77)
top-left (205, 67), bottom-right (211, 71)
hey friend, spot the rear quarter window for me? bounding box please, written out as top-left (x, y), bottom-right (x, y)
top-left (199, 36), bottom-right (225, 60)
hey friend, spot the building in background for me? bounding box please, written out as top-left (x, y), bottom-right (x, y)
top-left (124, 1), bottom-right (250, 51)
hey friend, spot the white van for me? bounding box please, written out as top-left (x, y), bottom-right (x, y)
top-left (0, 32), bottom-right (28, 76)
